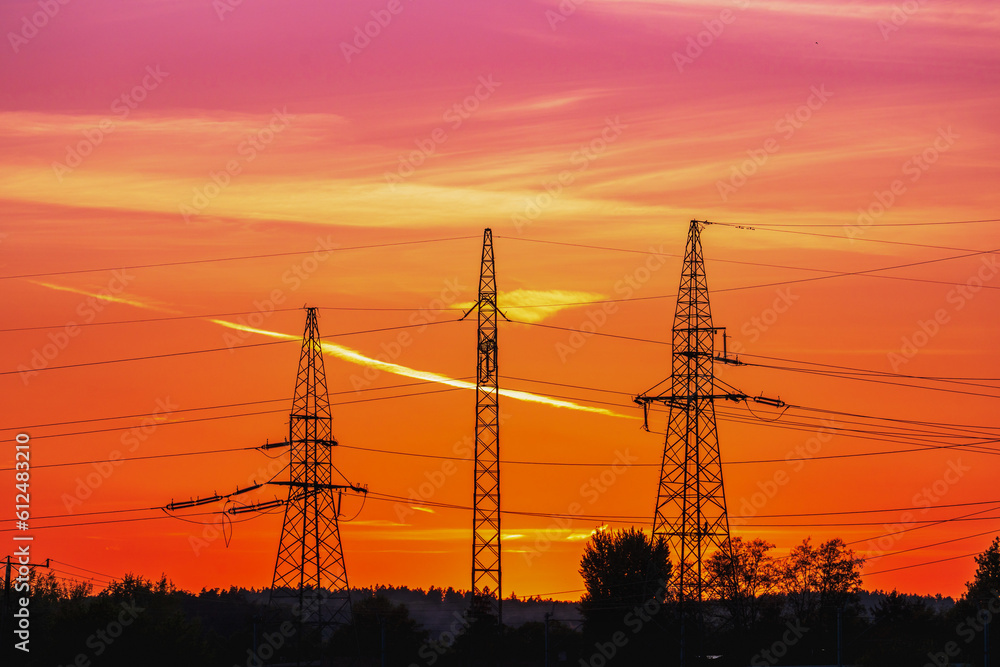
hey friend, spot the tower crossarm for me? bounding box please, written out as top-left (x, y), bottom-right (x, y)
top-left (268, 481), bottom-right (368, 494)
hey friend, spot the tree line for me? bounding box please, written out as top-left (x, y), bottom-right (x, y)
top-left (3, 530), bottom-right (999, 665)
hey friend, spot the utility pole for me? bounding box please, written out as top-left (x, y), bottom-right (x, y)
top-left (2, 556), bottom-right (49, 641)
top-left (471, 228), bottom-right (503, 626)
top-left (3, 556), bottom-right (10, 616)
top-left (634, 220), bottom-right (782, 666)
top-left (269, 307), bottom-right (367, 647)
top-left (380, 615), bottom-right (387, 667)
top-left (544, 612), bottom-right (551, 667)
top-left (983, 598), bottom-right (991, 667)
top-left (162, 308), bottom-right (367, 663)
top-left (837, 607), bottom-right (843, 667)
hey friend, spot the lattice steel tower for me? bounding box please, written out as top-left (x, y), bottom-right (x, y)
top-left (270, 307), bottom-right (361, 635)
top-left (634, 220), bottom-right (738, 604)
top-left (472, 228), bottom-right (502, 624)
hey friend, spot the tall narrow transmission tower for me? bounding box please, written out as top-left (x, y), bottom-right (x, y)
top-left (270, 307), bottom-right (363, 636)
top-left (472, 228), bottom-right (502, 625)
top-left (634, 220), bottom-right (740, 604)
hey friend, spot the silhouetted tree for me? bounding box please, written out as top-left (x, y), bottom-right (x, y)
top-left (948, 536), bottom-right (1000, 666)
top-left (706, 536), bottom-right (779, 632)
top-left (966, 536), bottom-right (1000, 603)
top-left (578, 527), bottom-right (673, 664)
top-left (860, 590), bottom-right (944, 667)
top-left (332, 594), bottom-right (427, 665)
top-left (781, 537), bottom-right (862, 625)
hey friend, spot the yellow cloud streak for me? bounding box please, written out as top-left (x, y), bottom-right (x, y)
top-left (210, 319), bottom-right (631, 419)
top-left (28, 280), bottom-right (180, 313)
top-left (454, 289), bottom-right (607, 324)
top-left (26, 276), bottom-right (629, 419)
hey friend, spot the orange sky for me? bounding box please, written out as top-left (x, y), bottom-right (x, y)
top-left (1, 0), bottom-right (999, 601)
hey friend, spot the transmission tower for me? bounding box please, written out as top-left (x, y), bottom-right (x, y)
top-left (471, 228), bottom-right (502, 624)
top-left (634, 220), bottom-right (746, 604)
top-left (269, 306), bottom-right (365, 636)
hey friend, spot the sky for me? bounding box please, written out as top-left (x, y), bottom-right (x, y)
top-left (1, 0), bottom-right (999, 602)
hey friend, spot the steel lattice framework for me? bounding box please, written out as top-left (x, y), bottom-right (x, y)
top-left (472, 227), bottom-right (502, 624)
top-left (635, 220), bottom-right (734, 604)
top-left (270, 307), bottom-right (359, 634)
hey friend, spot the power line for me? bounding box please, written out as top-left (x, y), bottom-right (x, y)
top-left (0, 319), bottom-right (459, 377)
top-left (24, 506), bottom-right (161, 522)
top-left (0, 379), bottom-right (444, 432)
top-left (0, 510), bottom-right (219, 532)
top-left (24, 497), bottom-right (1000, 525)
top-left (0, 308), bottom-right (302, 333)
top-left (508, 320), bottom-right (1000, 399)
top-left (495, 376), bottom-right (1000, 456)
top-left (863, 527), bottom-right (1000, 560)
top-left (9, 372), bottom-right (996, 470)
top-left (497, 235), bottom-right (999, 291)
top-left (746, 360), bottom-right (1000, 401)
top-left (8, 492), bottom-right (1000, 559)
top-left (0, 446), bottom-right (259, 472)
top-left (713, 218), bottom-right (1000, 228)
top-left (710, 221), bottom-right (989, 253)
top-left (361, 492), bottom-right (1000, 529)
top-left (742, 352), bottom-right (1000, 388)
top-left (1, 236), bottom-right (478, 281)
top-left (864, 551), bottom-right (979, 577)
top-left (499, 373), bottom-right (1000, 451)
top-left (844, 504), bottom-right (1000, 551)
top-left (48, 566), bottom-right (112, 586)
top-left (0, 386), bottom-right (467, 445)
top-left (3, 307), bottom-right (468, 334)
top-left (1, 338), bottom-right (291, 377)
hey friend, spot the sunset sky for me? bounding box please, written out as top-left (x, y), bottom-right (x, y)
top-left (1, 0), bottom-right (999, 602)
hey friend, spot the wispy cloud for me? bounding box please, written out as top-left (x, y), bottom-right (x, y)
top-left (211, 319), bottom-right (631, 418)
top-left (28, 280), bottom-right (179, 313)
top-left (456, 289), bottom-right (607, 323)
